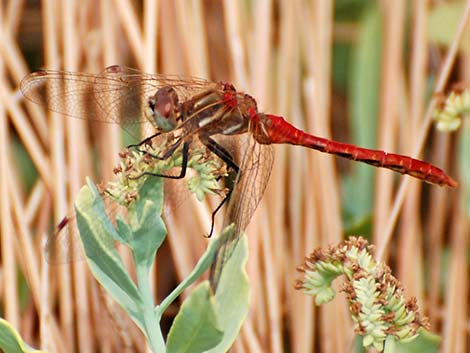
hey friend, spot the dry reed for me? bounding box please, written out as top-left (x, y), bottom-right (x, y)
top-left (0, 1), bottom-right (468, 353)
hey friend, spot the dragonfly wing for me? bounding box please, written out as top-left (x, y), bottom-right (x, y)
top-left (20, 69), bottom-right (111, 122)
top-left (46, 192), bottom-right (118, 264)
top-left (20, 66), bottom-right (220, 142)
top-left (210, 135), bottom-right (274, 290)
top-left (93, 66), bottom-right (211, 125)
top-left (224, 138), bottom-right (274, 232)
top-left (20, 66), bottom-right (216, 123)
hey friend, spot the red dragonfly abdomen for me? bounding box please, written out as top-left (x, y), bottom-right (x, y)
top-left (251, 113), bottom-right (457, 188)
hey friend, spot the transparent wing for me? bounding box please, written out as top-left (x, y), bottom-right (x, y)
top-left (209, 135), bottom-right (274, 290)
top-left (20, 65), bottom-right (217, 125)
top-left (46, 192), bottom-right (123, 264)
top-left (46, 181), bottom-right (195, 264)
top-left (45, 137), bottom-right (226, 264)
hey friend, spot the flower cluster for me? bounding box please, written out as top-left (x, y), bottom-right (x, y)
top-left (433, 88), bottom-right (470, 132)
top-left (296, 236), bottom-right (429, 352)
top-left (105, 135), bottom-right (228, 206)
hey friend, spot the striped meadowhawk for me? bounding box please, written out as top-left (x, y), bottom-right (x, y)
top-left (20, 65), bottom-right (457, 289)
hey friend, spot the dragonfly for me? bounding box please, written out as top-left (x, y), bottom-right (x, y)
top-left (20, 65), bottom-right (457, 290)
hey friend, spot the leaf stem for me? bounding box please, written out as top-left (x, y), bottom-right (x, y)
top-left (156, 225), bottom-right (235, 317)
top-left (135, 263), bottom-right (165, 352)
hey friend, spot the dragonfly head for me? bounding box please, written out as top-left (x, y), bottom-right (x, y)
top-left (147, 87), bottom-right (180, 131)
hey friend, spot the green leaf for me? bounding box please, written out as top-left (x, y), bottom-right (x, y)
top-left (126, 176), bottom-right (167, 269)
top-left (75, 180), bottom-right (145, 330)
top-left (205, 234), bottom-right (250, 353)
top-left (157, 225), bottom-right (236, 316)
top-left (343, 4), bottom-right (381, 228)
top-left (457, 119), bottom-right (470, 216)
top-left (165, 227), bottom-right (249, 353)
top-left (384, 329), bottom-right (440, 353)
top-left (115, 215), bottom-right (133, 244)
top-left (334, 0), bottom-right (375, 21)
top-left (0, 319), bottom-right (48, 353)
top-left (11, 137), bottom-right (38, 194)
top-left (429, 2), bottom-right (470, 53)
top-left (166, 282), bottom-right (223, 353)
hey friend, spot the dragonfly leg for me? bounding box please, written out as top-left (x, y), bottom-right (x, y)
top-left (129, 141), bottom-right (189, 180)
top-left (127, 131), bottom-right (162, 151)
top-left (202, 137), bottom-right (240, 237)
top-left (207, 188), bottom-right (233, 237)
top-left (202, 137), bottom-right (239, 172)
top-left (127, 132), bottom-right (173, 159)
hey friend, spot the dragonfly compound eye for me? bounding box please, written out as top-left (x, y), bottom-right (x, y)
top-left (147, 86), bottom-right (180, 132)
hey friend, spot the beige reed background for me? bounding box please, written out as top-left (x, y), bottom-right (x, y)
top-left (0, 1), bottom-right (469, 353)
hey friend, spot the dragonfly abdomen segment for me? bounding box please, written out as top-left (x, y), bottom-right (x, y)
top-left (322, 143), bottom-right (457, 187)
top-left (252, 113), bottom-right (457, 187)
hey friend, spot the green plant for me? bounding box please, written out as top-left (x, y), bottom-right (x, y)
top-left (1, 143), bottom-right (249, 353)
top-left (296, 237), bottom-right (440, 353)
top-left (73, 172), bottom-right (250, 352)
top-left (433, 88), bottom-right (470, 132)
top-left (0, 319), bottom-right (48, 353)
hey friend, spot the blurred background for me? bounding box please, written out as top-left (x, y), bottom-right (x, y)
top-left (1, 0), bottom-right (469, 352)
